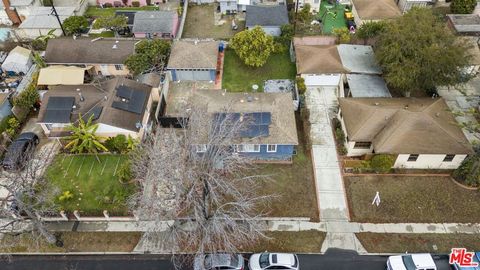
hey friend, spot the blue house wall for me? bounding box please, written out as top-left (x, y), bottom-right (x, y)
top-left (240, 144), bottom-right (295, 160)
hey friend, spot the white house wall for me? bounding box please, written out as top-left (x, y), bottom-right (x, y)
top-left (393, 154), bottom-right (467, 169)
top-left (96, 124), bottom-right (140, 138)
top-left (337, 109), bottom-right (373, 156)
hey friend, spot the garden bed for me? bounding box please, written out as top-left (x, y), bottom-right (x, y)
top-left (46, 154), bottom-right (135, 216)
top-left (345, 175), bottom-right (480, 223)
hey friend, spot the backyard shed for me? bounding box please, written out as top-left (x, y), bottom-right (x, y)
top-left (1, 46), bottom-right (32, 75)
top-left (167, 40), bottom-right (219, 81)
top-left (38, 66), bottom-right (88, 85)
top-left (132, 11), bottom-right (179, 38)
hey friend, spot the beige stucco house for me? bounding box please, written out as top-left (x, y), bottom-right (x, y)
top-left (338, 98), bottom-right (474, 169)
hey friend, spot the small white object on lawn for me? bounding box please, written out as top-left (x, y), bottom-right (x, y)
top-left (372, 191), bottom-right (380, 207)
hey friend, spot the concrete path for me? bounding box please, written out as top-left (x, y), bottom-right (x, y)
top-left (304, 86), bottom-right (361, 252)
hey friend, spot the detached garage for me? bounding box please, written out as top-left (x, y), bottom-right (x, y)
top-left (167, 40), bottom-right (219, 82)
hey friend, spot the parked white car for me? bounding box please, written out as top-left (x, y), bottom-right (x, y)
top-left (193, 253), bottom-right (244, 270)
top-left (249, 253), bottom-right (299, 270)
top-left (386, 253), bottom-right (437, 270)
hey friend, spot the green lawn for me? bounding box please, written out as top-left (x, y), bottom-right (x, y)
top-left (317, 1), bottom-right (347, 34)
top-left (222, 49), bottom-right (296, 92)
top-left (85, 6), bottom-right (159, 17)
top-left (357, 233), bottom-right (480, 253)
top-left (345, 176), bottom-right (480, 223)
top-left (251, 231), bottom-right (325, 253)
top-left (89, 31), bottom-right (115, 38)
top-left (46, 154), bottom-right (135, 216)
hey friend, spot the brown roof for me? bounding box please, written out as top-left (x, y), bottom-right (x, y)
top-left (295, 45), bottom-right (346, 74)
top-left (293, 36), bottom-right (336, 46)
top-left (352, 0), bottom-right (401, 21)
top-left (44, 38), bottom-right (137, 65)
top-left (167, 40), bottom-right (219, 69)
top-left (165, 87), bottom-right (298, 145)
top-left (38, 77), bottom-right (151, 132)
top-left (339, 98), bottom-right (474, 154)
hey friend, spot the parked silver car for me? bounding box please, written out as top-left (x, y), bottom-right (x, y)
top-left (193, 253), bottom-right (244, 270)
top-left (249, 253), bottom-right (299, 270)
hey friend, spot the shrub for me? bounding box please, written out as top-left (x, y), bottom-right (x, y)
top-left (451, 0), bottom-right (477, 14)
top-left (59, 191), bottom-right (74, 202)
top-left (335, 128), bottom-right (345, 143)
top-left (131, 1), bottom-right (140, 7)
top-left (103, 2), bottom-right (113, 7)
top-left (0, 116), bottom-right (13, 133)
top-left (370, 154), bottom-right (395, 173)
top-left (117, 161), bottom-right (132, 184)
top-left (453, 155), bottom-right (480, 187)
top-left (13, 79), bottom-right (40, 110)
top-left (296, 77), bottom-right (306, 95)
top-left (31, 39), bottom-right (47, 51)
top-left (105, 134), bottom-right (128, 153)
top-left (333, 27), bottom-right (351, 44)
top-left (273, 42), bottom-right (287, 53)
top-left (42, 0), bottom-right (53, 6)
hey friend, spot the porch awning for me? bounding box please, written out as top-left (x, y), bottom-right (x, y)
top-left (38, 66), bottom-right (88, 85)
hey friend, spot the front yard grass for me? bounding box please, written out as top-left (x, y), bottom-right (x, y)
top-left (182, 4), bottom-right (245, 39)
top-left (222, 49), bottom-right (296, 92)
top-left (357, 233), bottom-right (480, 253)
top-left (345, 176), bottom-right (480, 223)
top-left (46, 154), bottom-right (135, 216)
top-left (85, 6), bottom-right (159, 17)
top-left (255, 114), bottom-right (318, 219)
top-left (0, 232), bottom-right (141, 252)
top-left (251, 231), bottom-right (325, 253)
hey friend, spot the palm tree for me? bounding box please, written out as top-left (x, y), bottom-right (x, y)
top-left (64, 114), bottom-right (108, 154)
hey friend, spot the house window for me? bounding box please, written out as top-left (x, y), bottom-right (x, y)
top-left (196, 144), bottom-right (207, 153)
top-left (114, 64), bottom-right (123, 70)
top-left (407, 154), bottom-right (419, 162)
top-left (236, 144), bottom-right (260, 153)
top-left (443, 154), bottom-right (455, 162)
top-left (353, 141), bottom-right (371, 149)
top-left (267, 144), bottom-right (277, 153)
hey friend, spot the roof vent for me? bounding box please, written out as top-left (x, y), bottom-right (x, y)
top-left (115, 40), bottom-right (119, 43)
top-left (240, 99), bottom-right (245, 103)
top-left (112, 44), bottom-right (118, 49)
top-left (78, 92), bottom-right (85, 102)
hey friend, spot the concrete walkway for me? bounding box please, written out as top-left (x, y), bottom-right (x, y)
top-left (304, 86), bottom-right (363, 252)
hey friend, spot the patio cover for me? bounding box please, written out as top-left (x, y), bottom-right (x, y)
top-left (38, 66), bottom-right (89, 85)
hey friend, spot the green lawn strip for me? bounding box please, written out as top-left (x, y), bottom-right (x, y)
top-left (345, 176), bottom-right (480, 223)
top-left (357, 233), bottom-right (480, 253)
top-left (254, 114), bottom-right (318, 219)
top-left (0, 232), bottom-right (141, 253)
top-left (317, 0), bottom-right (347, 34)
top-left (47, 154), bottom-right (135, 216)
top-left (250, 231), bottom-right (325, 253)
top-left (85, 6), bottom-right (159, 17)
top-left (89, 31), bottom-right (115, 38)
top-left (222, 49), bottom-right (296, 92)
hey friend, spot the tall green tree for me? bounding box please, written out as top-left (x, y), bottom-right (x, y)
top-left (63, 16), bottom-right (89, 35)
top-left (230, 26), bottom-right (275, 67)
top-left (64, 115), bottom-right (108, 154)
top-left (375, 8), bottom-right (471, 96)
top-left (93, 15), bottom-right (127, 34)
top-left (355, 21), bottom-right (386, 44)
top-left (124, 39), bottom-right (171, 75)
top-left (451, 0), bottom-right (477, 14)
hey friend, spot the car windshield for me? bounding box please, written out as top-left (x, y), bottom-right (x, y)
top-left (260, 253), bottom-right (270, 268)
top-left (401, 255), bottom-right (417, 270)
top-left (204, 254), bottom-right (239, 268)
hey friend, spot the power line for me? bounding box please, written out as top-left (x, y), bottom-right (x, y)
top-left (50, 3), bottom-right (66, 36)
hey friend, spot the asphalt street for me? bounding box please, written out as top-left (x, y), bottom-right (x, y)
top-left (0, 249), bottom-right (453, 270)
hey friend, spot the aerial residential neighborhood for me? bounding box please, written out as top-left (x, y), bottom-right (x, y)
top-left (0, 0), bottom-right (478, 269)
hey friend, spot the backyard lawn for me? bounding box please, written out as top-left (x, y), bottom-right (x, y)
top-left (46, 154), bottom-right (135, 216)
top-left (255, 114), bottom-right (318, 219)
top-left (251, 231), bottom-right (325, 253)
top-left (345, 176), bottom-right (480, 223)
top-left (357, 233), bottom-right (480, 253)
top-left (182, 4), bottom-right (245, 39)
top-left (85, 6), bottom-right (159, 17)
top-left (222, 49), bottom-right (297, 92)
top-left (0, 232), bottom-right (141, 253)
top-left (317, 0), bottom-right (347, 34)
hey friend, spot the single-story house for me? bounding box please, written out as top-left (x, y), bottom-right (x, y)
top-left (37, 77), bottom-right (153, 139)
top-left (0, 0), bottom-right (42, 25)
top-left (350, 0), bottom-right (401, 26)
top-left (344, 74), bottom-right (391, 98)
top-left (15, 7), bottom-right (75, 39)
top-left (447, 14), bottom-right (480, 36)
top-left (167, 40), bottom-right (219, 81)
top-left (132, 11), bottom-right (179, 39)
top-left (245, 5), bottom-right (289, 36)
top-left (337, 97), bottom-right (474, 169)
top-left (44, 38), bottom-right (136, 76)
top-left (290, 35), bottom-right (336, 62)
top-left (1, 46), bottom-right (32, 75)
top-left (158, 87), bottom-right (298, 161)
top-left (397, 0), bottom-right (431, 13)
top-left (37, 66), bottom-right (89, 86)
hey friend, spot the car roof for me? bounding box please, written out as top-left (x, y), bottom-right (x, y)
top-left (16, 132), bottom-right (38, 141)
top-left (206, 254), bottom-right (240, 268)
top-left (270, 253), bottom-right (295, 266)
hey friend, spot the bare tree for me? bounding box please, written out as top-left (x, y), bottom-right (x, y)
top-left (130, 106), bottom-right (272, 267)
top-left (0, 141), bottom-right (60, 246)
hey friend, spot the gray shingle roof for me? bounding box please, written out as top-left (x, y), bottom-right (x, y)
top-left (132, 11), bottom-right (177, 33)
top-left (167, 40), bottom-right (219, 69)
top-left (337, 44), bottom-right (382, 75)
top-left (447, 14), bottom-right (480, 34)
top-left (245, 5), bottom-right (289, 27)
top-left (346, 74), bottom-right (391, 98)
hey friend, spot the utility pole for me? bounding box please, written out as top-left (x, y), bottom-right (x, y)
top-left (293, 0), bottom-right (299, 34)
top-left (51, 3), bottom-right (66, 36)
